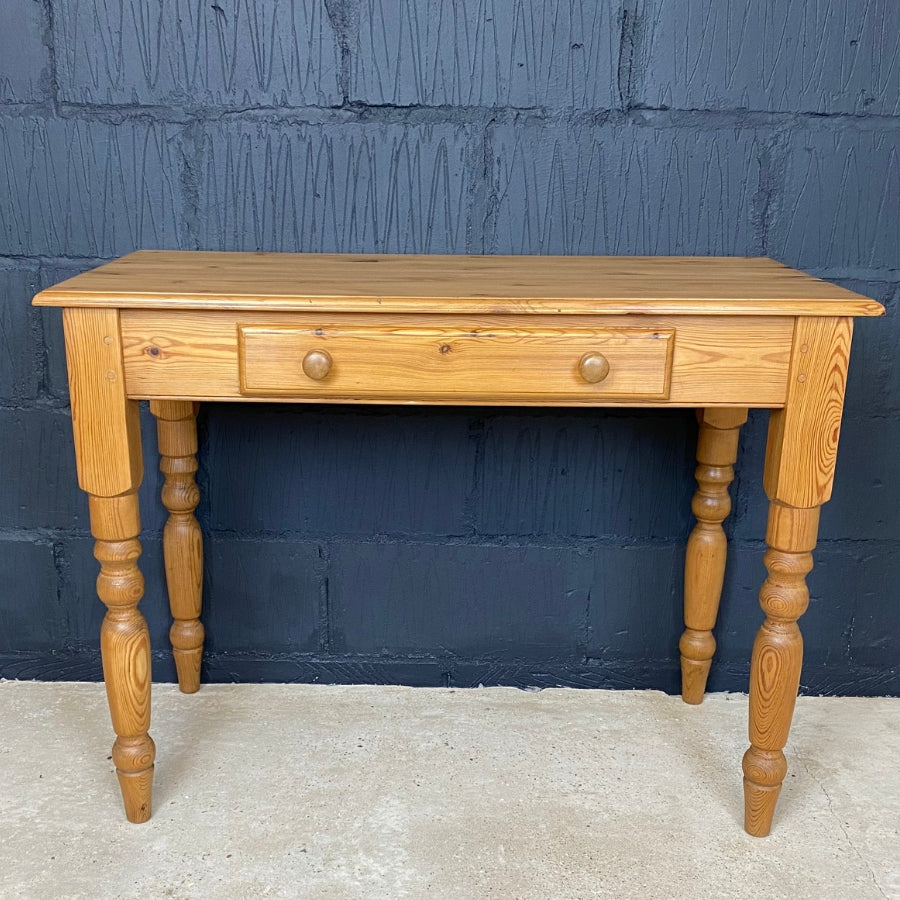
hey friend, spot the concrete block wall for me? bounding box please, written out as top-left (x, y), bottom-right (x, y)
top-left (1, 0), bottom-right (898, 693)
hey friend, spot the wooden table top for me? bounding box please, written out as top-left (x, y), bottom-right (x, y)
top-left (33, 251), bottom-right (884, 317)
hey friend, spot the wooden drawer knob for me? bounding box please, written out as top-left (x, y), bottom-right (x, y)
top-left (302, 349), bottom-right (333, 380)
top-left (578, 352), bottom-right (610, 384)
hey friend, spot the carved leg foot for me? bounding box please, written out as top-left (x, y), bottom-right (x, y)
top-left (680, 408), bottom-right (747, 703)
top-left (90, 493), bottom-right (155, 823)
top-left (742, 502), bottom-right (818, 836)
top-left (151, 400), bottom-right (205, 694)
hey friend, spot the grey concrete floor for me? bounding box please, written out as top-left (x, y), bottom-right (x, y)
top-left (0, 683), bottom-right (898, 900)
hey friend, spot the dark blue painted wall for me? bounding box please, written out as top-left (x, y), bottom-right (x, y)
top-left (1, 1), bottom-right (898, 694)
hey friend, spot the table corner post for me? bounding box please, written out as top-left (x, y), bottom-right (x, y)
top-left (744, 316), bottom-right (852, 837)
top-left (63, 308), bottom-right (155, 823)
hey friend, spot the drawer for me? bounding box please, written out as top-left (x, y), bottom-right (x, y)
top-left (237, 324), bottom-right (674, 401)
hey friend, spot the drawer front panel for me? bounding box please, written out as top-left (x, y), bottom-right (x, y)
top-left (237, 325), bottom-right (674, 400)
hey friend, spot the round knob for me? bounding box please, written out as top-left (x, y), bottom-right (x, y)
top-left (578, 352), bottom-right (610, 384)
top-left (302, 349), bottom-right (333, 381)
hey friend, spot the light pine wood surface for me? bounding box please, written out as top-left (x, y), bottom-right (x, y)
top-left (150, 400), bottom-right (205, 695)
top-left (119, 311), bottom-right (795, 406)
top-left (680, 407), bottom-right (748, 704)
top-left (34, 251), bottom-right (883, 317)
top-left (38, 253), bottom-right (883, 834)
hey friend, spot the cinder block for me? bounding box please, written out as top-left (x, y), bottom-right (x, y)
top-left (203, 405), bottom-right (472, 537)
top-left (820, 414), bottom-right (900, 541)
top-left (769, 128), bottom-right (900, 271)
top-left (476, 410), bottom-right (695, 539)
top-left (0, 264), bottom-right (41, 401)
top-left (53, 0), bottom-right (341, 106)
top-left (0, 117), bottom-right (186, 257)
top-left (635, 0), bottom-right (900, 115)
top-left (197, 121), bottom-right (473, 253)
top-left (329, 540), bottom-right (592, 657)
top-left (584, 544), bottom-right (683, 661)
top-left (844, 544), bottom-right (900, 670)
top-left (352, 0), bottom-right (621, 108)
top-left (731, 406), bottom-right (900, 543)
top-left (0, 539), bottom-right (60, 652)
top-left (203, 538), bottom-right (323, 653)
top-left (489, 122), bottom-right (762, 254)
top-left (0, 405), bottom-right (166, 532)
top-left (0, 1), bottom-right (50, 103)
top-left (0, 408), bottom-right (85, 529)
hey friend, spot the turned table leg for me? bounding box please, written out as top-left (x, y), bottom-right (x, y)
top-left (681, 407), bottom-right (747, 703)
top-left (91, 493), bottom-right (155, 822)
top-left (742, 316), bottom-right (853, 835)
top-left (743, 502), bottom-right (818, 836)
top-left (63, 308), bottom-right (154, 822)
top-left (150, 400), bottom-right (205, 694)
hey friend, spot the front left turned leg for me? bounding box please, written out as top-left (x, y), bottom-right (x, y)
top-left (90, 492), bottom-right (155, 823)
top-left (150, 400), bottom-right (205, 694)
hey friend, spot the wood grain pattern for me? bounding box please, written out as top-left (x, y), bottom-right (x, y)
top-left (680, 407), bottom-right (747, 704)
top-left (764, 317), bottom-right (853, 507)
top-left (34, 252), bottom-right (884, 317)
top-left (151, 400), bottom-right (204, 694)
top-left (90, 492), bottom-right (155, 824)
top-left (62, 308), bottom-right (143, 496)
top-left (743, 502), bottom-right (820, 838)
top-left (238, 323), bottom-right (673, 401)
top-left (120, 311), bottom-right (795, 406)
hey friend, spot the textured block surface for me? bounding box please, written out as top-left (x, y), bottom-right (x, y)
top-left (476, 410), bottom-right (695, 539)
top-left (0, 1), bottom-right (49, 103)
top-left (0, 117), bottom-right (186, 257)
top-left (770, 127), bottom-right (900, 271)
top-left (204, 538), bottom-right (322, 653)
top-left (584, 545), bottom-right (683, 661)
top-left (636, 0), bottom-right (900, 115)
top-left (489, 122), bottom-right (763, 255)
top-left (352, 0), bottom-right (621, 108)
top-left (203, 405), bottom-right (473, 537)
top-left (1, 0), bottom-right (898, 693)
top-left (197, 122), bottom-right (473, 253)
top-left (52, 0), bottom-right (341, 106)
top-left (0, 539), bottom-right (60, 651)
top-left (0, 409), bottom-right (85, 530)
top-left (0, 265), bottom-right (41, 402)
top-left (329, 540), bottom-right (592, 657)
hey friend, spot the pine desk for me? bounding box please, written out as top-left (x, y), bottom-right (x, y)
top-left (33, 252), bottom-right (883, 835)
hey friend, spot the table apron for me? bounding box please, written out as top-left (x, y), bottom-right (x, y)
top-left (120, 311), bottom-right (794, 407)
